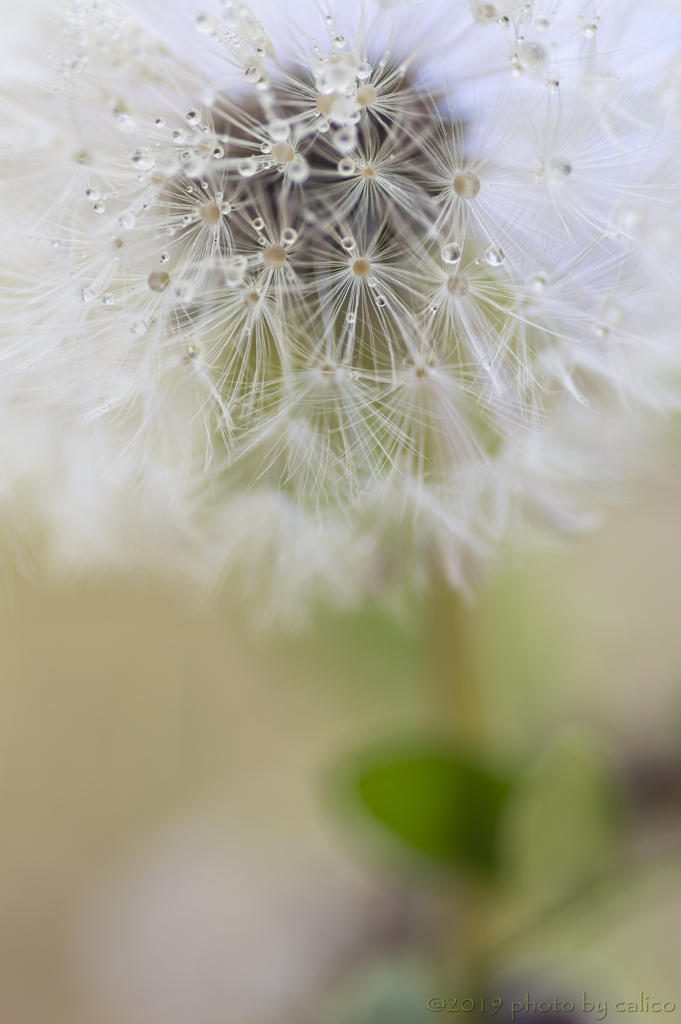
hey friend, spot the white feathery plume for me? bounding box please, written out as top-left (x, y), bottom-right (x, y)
top-left (1, 0), bottom-right (681, 623)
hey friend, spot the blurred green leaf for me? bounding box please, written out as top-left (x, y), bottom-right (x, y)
top-left (346, 739), bottom-right (513, 874)
top-left (501, 734), bottom-right (623, 906)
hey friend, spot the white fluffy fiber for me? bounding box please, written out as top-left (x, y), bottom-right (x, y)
top-left (1, 0), bottom-right (681, 622)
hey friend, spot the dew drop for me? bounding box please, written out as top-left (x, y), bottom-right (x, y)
top-left (367, 275), bottom-right (377, 288)
top-left (317, 57), bottom-right (355, 95)
top-left (244, 64), bottom-right (261, 83)
top-left (186, 108), bottom-right (202, 125)
top-left (160, 251), bottom-right (170, 263)
top-left (496, 15), bottom-right (509, 28)
top-left (212, 145), bottom-right (225, 159)
top-left (129, 319), bottom-right (147, 336)
top-left (546, 79), bottom-right (560, 93)
top-left (288, 156), bottom-right (310, 182)
top-left (172, 279), bottom-right (195, 302)
top-left (356, 60), bottom-right (372, 80)
top-left (260, 142), bottom-right (271, 154)
top-left (238, 158), bottom-right (257, 177)
top-left (485, 243), bottom-right (506, 266)
top-left (519, 40), bottom-right (546, 68)
top-left (252, 217), bottom-right (265, 231)
top-left (130, 147), bottom-right (155, 170)
top-left (582, 22), bottom-right (597, 37)
top-left (333, 125), bottom-right (357, 153)
top-left (446, 275), bottom-right (468, 297)
top-left (546, 157), bottom-right (572, 181)
top-left (536, 16), bottom-right (549, 30)
top-left (80, 287), bottom-right (94, 302)
top-left (375, 294), bottom-right (387, 308)
top-left (337, 157), bottom-right (355, 176)
top-left (340, 235), bottom-right (355, 250)
top-left (269, 118), bottom-right (289, 141)
top-left (195, 11), bottom-right (214, 32)
top-left (223, 257), bottom-right (247, 287)
top-left (51, 239), bottom-right (61, 248)
top-left (101, 292), bottom-right (115, 305)
top-left (118, 212), bottom-right (136, 230)
top-left (345, 312), bottom-right (356, 324)
top-left (155, 116), bottom-right (165, 127)
top-left (332, 32), bottom-right (346, 49)
top-left (281, 227), bottom-right (297, 246)
top-left (93, 201), bottom-right (106, 213)
top-left (86, 187), bottom-right (100, 200)
top-left (220, 200), bottom-right (232, 214)
top-left (441, 242), bottom-right (462, 265)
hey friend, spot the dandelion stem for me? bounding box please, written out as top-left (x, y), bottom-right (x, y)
top-left (428, 581), bottom-right (485, 749)
top-left (427, 580), bottom-right (493, 1002)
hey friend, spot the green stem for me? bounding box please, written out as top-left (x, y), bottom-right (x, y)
top-left (427, 580), bottom-right (493, 1003)
top-left (428, 582), bottom-right (486, 749)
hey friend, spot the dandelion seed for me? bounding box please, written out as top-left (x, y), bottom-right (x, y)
top-left (263, 244), bottom-right (287, 269)
top-left (148, 271), bottom-right (170, 292)
top-left (453, 172), bottom-right (480, 198)
top-left (351, 258), bottom-right (371, 278)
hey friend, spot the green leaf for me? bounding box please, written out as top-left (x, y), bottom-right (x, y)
top-left (347, 739), bottom-right (513, 874)
top-left (501, 734), bottom-right (623, 905)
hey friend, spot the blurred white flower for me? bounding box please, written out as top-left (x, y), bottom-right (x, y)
top-left (1, 0), bottom-right (681, 620)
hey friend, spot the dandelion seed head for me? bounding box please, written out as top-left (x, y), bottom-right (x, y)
top-left (1, 0), bottom-right (681, 621)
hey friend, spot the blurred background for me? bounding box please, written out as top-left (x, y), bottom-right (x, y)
top-left (0, 458), bottom-right (681, 1023)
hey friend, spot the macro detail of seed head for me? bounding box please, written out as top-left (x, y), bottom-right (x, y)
top-left (1, 0), bottom-right (681, 624)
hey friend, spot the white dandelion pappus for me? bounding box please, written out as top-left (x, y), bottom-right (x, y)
top-left (1, 0), bottom-right (681, 623)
